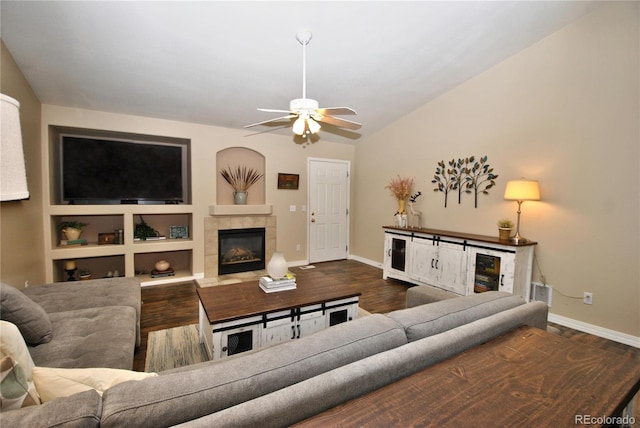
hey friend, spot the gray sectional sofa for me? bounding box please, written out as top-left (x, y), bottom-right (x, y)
top-left (1, 286), bottom-right (548, 428)
top-left (0, 278), bottom-right (140, 370)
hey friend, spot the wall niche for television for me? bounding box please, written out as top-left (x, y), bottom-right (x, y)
top-left (50, 126), bottom-right (191, 205)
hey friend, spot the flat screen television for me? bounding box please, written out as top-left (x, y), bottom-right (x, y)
top-left (60, 135), bottom-right (190, 205)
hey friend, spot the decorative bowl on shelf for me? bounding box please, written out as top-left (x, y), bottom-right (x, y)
top-left (154, 260), bottom-right (171, 272)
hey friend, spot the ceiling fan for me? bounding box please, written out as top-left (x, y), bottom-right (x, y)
top-left (244, 31), bottom-right (361, 138)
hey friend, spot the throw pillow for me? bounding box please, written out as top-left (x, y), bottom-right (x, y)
top-left (0, 321), bottom-right (36, 380)
top-left (0, 283), bottom-right (52, 345)
top-left (32, 367), bottom-right (158, 402)
top-left (0, 355), bottom-right (41, 411)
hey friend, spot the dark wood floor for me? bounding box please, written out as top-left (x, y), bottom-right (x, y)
top-left (134, 259), bottom-right (639, 374)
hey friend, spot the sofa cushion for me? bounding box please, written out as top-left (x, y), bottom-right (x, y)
top-left (0, 283), bottom-right (52, 346)
top-left (32, 367), bottom-right (157, 402)
top-left (100, 314), bottom-right (407, 428)
top-left (23, 278), bottom-right (142, 346)
top-left (0, 389), bottom-right (101, 428)
top-left (28, 306), bottom-right (137, 370)
top-left (386, 291), bottom-right (525, 342)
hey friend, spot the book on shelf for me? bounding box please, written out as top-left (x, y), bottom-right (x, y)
top-left (134, 236), bottom-right (167, 242)
top-left (59, 239), bottom-right (88, 247)
top-left (150, 268), bottom-right (175, 278)
top-left (259, 282), bottom-right (297, 293)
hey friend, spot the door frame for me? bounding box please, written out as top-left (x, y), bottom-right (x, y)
top-left (306, 157), bottom-right (351, 263)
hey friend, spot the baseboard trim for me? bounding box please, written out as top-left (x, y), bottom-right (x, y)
top-left (548, 313), bottom-right (640, 349)
top-left (348, 254), bottom-right (382, 269)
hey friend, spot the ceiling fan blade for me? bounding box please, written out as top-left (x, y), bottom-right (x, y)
top-left (244, 114), bottom-right (298, 128)
top-left (316, 115), bottom-right (362, 130)
top-left (317, 107), bottom-right (357, 116)
top-left (257, 108), bottom-right (295, 114)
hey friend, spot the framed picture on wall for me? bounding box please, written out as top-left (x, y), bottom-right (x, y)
top-left (277, 173), bottom-right (299, 190)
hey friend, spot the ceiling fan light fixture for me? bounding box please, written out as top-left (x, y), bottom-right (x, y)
top-left (307, 117), bottom-right (321, 134)
top-left (293, 116), bottom-right (307, 135)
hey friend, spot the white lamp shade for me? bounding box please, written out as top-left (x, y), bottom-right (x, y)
top-left (1, 94), bottom-right (29, 201)
top-left (307, 118), bottom-right (321, 134)
top-left (504, 179), bottom-right (540, 201)
top-left (292, 117), bottom-right (306, 135)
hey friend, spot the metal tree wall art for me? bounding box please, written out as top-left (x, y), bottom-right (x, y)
top-left (431, 160), bottom-right (457, 208)
top-left (432, 155), bottom-right (498, 208)
top-left (465, 156), bottom-right (498, 208)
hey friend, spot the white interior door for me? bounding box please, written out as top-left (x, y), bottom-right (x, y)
top-left (308, 158), bottom-right (349, 263)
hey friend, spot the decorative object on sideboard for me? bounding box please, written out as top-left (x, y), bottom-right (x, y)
top-left (219, 165), bottom-right (263, 205)
top-left (277, 173), bottom-right (299, 190)
top-left (267, 251), bottom-right (288, 279)
top-left (59, 221), bottom-right (87, 241)
top-left (0, 94), bottom-right (29, 201)
top-left (497, 218), bottom-right (514, 241)
top-left (408, 191), bottom-right (423, 228)
top-left (432, 156), bottom-right (498, 208)
top-left (504, 179), bottom-right (540, 244)
top-left (385, 175), bottom-right (413, 228)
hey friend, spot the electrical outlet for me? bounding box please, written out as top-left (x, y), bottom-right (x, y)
top-left (296, 244), bottom-right (301, 251)
top-left (583, 292), bottom-right (593, 305)
top-left (24, 280), bottom-right (29, 288)
top-left (532, 282), bottom-right (552, 307)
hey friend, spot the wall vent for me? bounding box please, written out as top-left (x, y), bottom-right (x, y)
top-left (531, 282), bottom-right (553, 307)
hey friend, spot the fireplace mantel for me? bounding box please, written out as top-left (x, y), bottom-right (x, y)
top-left (209, 205), bottom-right (273, 216)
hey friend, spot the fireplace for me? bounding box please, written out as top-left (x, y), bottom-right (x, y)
top-left (218, 228), bottom-right (266, 275)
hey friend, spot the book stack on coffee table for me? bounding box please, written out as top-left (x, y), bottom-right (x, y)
top-left (259, 272), bottom-right (296, 293)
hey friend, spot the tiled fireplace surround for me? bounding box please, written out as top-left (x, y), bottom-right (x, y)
top-left (204, 213), bottom-right (276, 278)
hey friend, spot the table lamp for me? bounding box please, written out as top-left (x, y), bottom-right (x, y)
top-left (503, 179), bottom-right (540, 244)
top-left (1, 94), bottom-right (29, 201)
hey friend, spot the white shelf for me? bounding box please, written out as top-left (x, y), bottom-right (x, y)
top-left (209, 205), bottom-right (272, 216)
top-left (46, 208), bottom-right (195, 283)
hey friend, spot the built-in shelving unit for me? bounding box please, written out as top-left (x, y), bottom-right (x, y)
top-left (43, 126), bottom-right (195, 286)
top-left (46, 205), bottom-right (195, 285)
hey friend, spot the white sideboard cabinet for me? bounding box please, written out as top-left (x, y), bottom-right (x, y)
top-left (383, 227), bottom-right (537, 301)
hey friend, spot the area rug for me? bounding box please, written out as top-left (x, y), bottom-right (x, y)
top-left (145, 308), bottom-right (371, 372)
top-left (144, 324), bottom-right (209, 372)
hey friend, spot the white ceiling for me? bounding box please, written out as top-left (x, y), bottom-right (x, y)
top-left (1, 1), bottom-right (602, 144)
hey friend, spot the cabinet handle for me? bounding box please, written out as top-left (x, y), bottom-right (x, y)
top-left (435, 259), bottom-right (439, 270)
top-left (500, 274), bottom-right (504, 287)
top-left (388, 249), bottom-right (392, 257)
top-left (291, 326), bottom-right (296, 339)
top-left (297, 325), bottom-right (301, 339)
top-left (431, 258), bottom-right (435, 268)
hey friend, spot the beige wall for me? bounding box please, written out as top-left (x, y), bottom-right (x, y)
top-left (353, 3), bottom-right (639, 337)
top-left (40, 105), bottom-right (356, 277)
top-left (0, 41), bottom-right (45, 288)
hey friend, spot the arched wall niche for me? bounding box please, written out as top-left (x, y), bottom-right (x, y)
top-left (216, 147), bottom-right (266, 205)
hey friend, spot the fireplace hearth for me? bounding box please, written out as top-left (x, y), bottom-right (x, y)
top-left (218, 228), bottom-right (266, 275)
